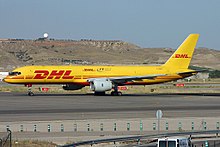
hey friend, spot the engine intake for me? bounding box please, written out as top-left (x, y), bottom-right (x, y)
top-left (90, 79), bottom-right (113, 92)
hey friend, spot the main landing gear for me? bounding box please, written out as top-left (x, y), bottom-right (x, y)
top-left (111, 84), bottom-right (122, 96)
top-left (25, 84), bottom-right (34, 96)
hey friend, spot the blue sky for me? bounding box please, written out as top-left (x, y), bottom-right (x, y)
top-left (0, 0), bottom-right (220, 49)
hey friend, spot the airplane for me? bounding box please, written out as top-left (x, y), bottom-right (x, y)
top-left (3, 34), bottom-right (201, 96)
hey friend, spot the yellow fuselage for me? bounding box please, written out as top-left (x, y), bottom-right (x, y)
top-left (4, 65), bottom-right (188, 86)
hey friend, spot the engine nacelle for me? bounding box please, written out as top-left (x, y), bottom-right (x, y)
top-left (63, 84), bottom-right (84, 90)
top-left (90, 79), bottom-right (113, 92)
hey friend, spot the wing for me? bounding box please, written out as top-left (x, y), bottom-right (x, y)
top-left (88, 74), bottom-right (166, 84)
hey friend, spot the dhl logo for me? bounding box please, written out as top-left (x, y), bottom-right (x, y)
top-left (172, 54), bottom-right (190, 58)
top-left (33, 70), bottom-right (74, 79)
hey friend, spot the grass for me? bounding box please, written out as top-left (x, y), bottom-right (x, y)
top-left (13, 140), bottom-right (57, 147)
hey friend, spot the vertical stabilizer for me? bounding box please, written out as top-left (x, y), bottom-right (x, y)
top-left (163, 34), bottom-right (199, 69)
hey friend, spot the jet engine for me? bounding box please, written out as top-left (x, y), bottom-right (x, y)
top-left (90, 79), bottom-right (113, 92)
top-left (62, 84), bottom-right (84, 90)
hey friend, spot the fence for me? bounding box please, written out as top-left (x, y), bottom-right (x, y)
top-left (0, 118), bottom-right (220, 133)
top-left (0, 129), bottom-right (11, 147)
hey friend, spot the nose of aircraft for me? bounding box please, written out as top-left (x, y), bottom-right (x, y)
top-left (2, 76), bottom-right (11, 83)
top-left (2, 77), bottom-right (7, 82)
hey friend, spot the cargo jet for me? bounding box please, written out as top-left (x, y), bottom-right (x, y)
top-left (3, 34), bottom-right (200, 96)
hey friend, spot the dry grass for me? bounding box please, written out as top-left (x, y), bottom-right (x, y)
top-left (13, 140), bottom-right (57, 147)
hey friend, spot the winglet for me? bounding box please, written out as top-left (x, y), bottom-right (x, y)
top-left (163, 34), bottom-right (200, 69)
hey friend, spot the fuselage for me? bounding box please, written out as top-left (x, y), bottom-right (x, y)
top-left (3, 65), bottom-right (191, 86)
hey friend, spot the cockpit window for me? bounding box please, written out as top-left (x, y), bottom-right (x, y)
top-left (9, 71), bottom-right (21, 76)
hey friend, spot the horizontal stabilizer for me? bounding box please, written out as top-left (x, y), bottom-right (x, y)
top-left (177, 69), bottom-right (208, 75)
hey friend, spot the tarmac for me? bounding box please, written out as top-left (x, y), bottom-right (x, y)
top-left (0, 92), bottom-right (220, 145)
top-left (0, 92), bottom-right (220, 121)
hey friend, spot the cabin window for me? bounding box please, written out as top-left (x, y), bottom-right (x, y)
top-left (9, 71), bottom-right (21, 76)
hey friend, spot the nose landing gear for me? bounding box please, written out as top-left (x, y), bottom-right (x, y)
top-left (25, 84), bottom-right (34, 96)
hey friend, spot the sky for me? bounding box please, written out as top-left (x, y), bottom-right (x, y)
top-left (0, 0), bottom-right (220, 50)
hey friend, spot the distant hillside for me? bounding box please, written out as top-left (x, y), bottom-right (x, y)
top-left (0, 39), bottom-right (219, 70)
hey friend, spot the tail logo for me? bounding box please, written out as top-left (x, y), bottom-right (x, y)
top-left (172, 54), bottom-right (191, 58)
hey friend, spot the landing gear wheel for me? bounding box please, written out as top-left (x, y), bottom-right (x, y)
top-left (28, 92), bottom-right (34, 96)
top-left (111, 91), bottom-right (122, 96)
top-left (118, 91), bottom-right (122, 96)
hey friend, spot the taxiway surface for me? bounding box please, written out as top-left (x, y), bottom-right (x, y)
top-left (0, 92), bottom-right (219, 122)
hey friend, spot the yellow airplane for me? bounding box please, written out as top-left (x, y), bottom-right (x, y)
top-left (4, 34), bottom-right (201, 96)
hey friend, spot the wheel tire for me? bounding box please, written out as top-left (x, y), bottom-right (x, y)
top-left (118, 91), bottom-right (122, 96)
top-left (111, 91), bottom-right (122, 96)
top-left (28, 92), bottom-right (34, 96)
